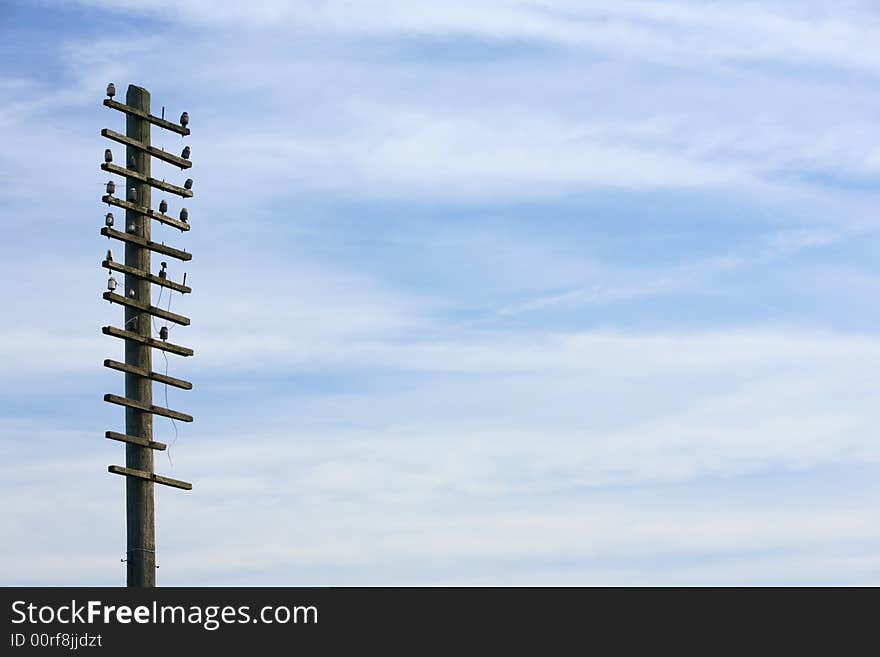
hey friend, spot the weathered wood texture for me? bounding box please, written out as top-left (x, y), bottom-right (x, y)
top-left (104, 359), bottom-right (193, 390)
top-left (101, 162), bottom-right (192, 198)
top-left (103, 195), bottom-right (190, 232)
top-left (109, 465), bottom-right (192, 491)
top-left (101, 128), bottom-right (192, 169)
top-left (105, 393), bottom-right (193, 422)
top-left (102, 260), bottom-right (191, 294)
top-left (101, 226), bottom-right (192, 261)
top-left (123, 84), bottom-right (155, 588)
top-left (103, 98), bottom-right (190, 136)
top-left (103, 325), bottom-right (194, 357)
top-left (106, 430), bottom-right (168, 451)
top-left (102, 291), bottom-right (190, 326)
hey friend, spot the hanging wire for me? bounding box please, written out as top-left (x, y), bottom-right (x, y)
top-left (151, 284), bottom-right (164, 332)
top-left (162, 349), bottom-right (178, 467)
top-left (166, 281), bottom-right (174, 320)
top-left (149, 280), bottom-right (179, 467)
top-left (164, 280), bottom-right (182, 464)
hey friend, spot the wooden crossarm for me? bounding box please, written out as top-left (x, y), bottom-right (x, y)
top-left (100, 226), bottom-right (192, 262)
top-left (103, 359), bottom-right (192, 390)
top-left (104, 393), bottom-right (193, 422)
top-left (102, 325), bottom-right (194, 357)
top-left (101, 162), bottom-right (192, 198)
top-left (105, 431), bottom-right (167, 451)
top-left (103, 195), bottom-right (190, 232)
top-left (102, 260), bottom-right (191, 294)
top-left (102, 291), bottom-right (190, 326)
top-left (103, 98), bottom-right (190, 136)
top-left (101, 127), bottom-right (191, 169)
top-left (108, 465), bottom-right (192, 491)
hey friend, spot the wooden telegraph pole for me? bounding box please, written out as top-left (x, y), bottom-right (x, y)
top-left (100, 83), bottom-right (194, 587)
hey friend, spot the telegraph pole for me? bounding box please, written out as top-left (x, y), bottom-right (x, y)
top-left (100, 83), bottom-right (194, 587)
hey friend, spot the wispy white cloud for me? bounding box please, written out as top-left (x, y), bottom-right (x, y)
top-left (7, 0), bottom-right (878, 203)
top-left (3, 0), bottom-right (880, 585)
top-left (496, 225), bottom-right (842, 317)
top-left (5, 379), bottom-right (880, 585)
top-left (61, 0), bottom-right (880, 75)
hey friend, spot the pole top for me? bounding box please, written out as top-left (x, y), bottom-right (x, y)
top-left (126, 84), bottom-right (150, 107)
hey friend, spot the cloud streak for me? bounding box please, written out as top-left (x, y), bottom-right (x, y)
top-left (2, 0), bottom-right (879, 585)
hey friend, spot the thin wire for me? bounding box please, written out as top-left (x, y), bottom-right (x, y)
top-left (123, 268), bottom-right (185, 468)
top-left (164, 279), bottom-right (180, 334)
top-left (155, 280), bottom-right (181, 467)
top-left (151, 284), bottom-right (164, 334)
top-left (162, 348), bottom-right (178, 467)
top-left (165, 283), bottom-right (180, 456)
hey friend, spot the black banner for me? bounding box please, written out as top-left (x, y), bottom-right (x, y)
top-left (0, 587), bottom-right (866, 653)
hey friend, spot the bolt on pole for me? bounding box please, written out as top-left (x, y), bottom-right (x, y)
top-left (100, 83), bottom-right (195, 587)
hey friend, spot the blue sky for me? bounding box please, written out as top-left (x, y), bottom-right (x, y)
top-left (2, 0), bottom-right (880, 585)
